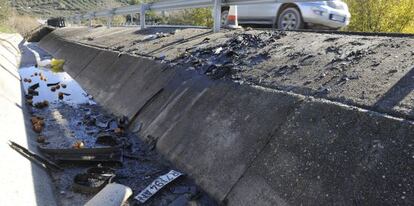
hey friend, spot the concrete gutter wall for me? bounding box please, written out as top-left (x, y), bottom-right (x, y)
top-left (40, 32), bottom-right (413, 205)
top-left (0, 34), bottom-right (57, 206)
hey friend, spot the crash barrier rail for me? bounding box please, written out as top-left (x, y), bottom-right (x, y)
top-left (67, 0), bottom-right (327, 32)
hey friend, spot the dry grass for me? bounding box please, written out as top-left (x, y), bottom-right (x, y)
top-left (5, 12), bottom-right (40, 36)
top-left (9, 15), bottom-right (40, 36)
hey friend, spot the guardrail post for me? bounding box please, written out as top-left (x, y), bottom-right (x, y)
top-left (107, 16), bottom-right (112, 28)
top-left (213, 0), bottom-right (222, 32)
top-left (140, 4), bottom-right (147, 29)
top-left (89, 18), bottom-right (92, 27)
top-left (107, 9), bottom-right (115, 28)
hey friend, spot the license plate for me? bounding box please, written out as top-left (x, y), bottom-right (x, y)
top-left (330, 14), bottom-right (346, 22)
top-left (135, 170), bottom-right (183, 203)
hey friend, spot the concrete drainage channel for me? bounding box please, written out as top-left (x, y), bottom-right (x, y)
top-left (35, 27), bottom-right (414, 205)
top-left (1, 34), bottom-right (217, 205)
top-left (1, 26), bottom-right (413, 205)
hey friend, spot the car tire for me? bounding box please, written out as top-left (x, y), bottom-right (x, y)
top-left (277, 7), bottom-right (304, 30)
top-left (221, 9), bottom-right (229, 26)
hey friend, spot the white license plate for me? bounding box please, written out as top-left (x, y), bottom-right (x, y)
top-left (330, 14), bottom-right (346, 22)
top-left (135, 170), bottom-right (183, 203)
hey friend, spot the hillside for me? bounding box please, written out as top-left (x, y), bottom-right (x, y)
top-left (12, 0), bottom-right (129, 18)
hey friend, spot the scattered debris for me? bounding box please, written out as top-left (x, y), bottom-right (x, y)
top-left (135, 170), bottom-right (183, 203)
top-left (26, 99), bottom-right (33, 106)
top-left (143, 32), bottom-right (170, 41)
top-left (28, 88), bottom-right (39, 96)
top-left (37, 135), bottom-right (47, 143)
top-left (51, 58), bottom-right (65, 73)
top-left (58, 92), bottom-right (71, 100)
top-left (34, 100), bottom-right (49, 109)
top-left (73, 173), bottom-right (113, 194)
top-left (18, 62), bottom-right (216, 205)
top-left (47, 82), bottom-right (60, 87)
top-left (171, 31), bottom-right (286, 80)
top-left (29, 83), bottom-right (40, 90)
top-left (38, 146), bottom-right (123, 164)
top-left (31, 116), bottom-right (45, 133)
top-left (96, 134), bottom-right (119, 146)
top-left (84, 183), bottom-right (133, 206)
top-left (86, 166), bottom-right (116, 177)
top-left (389, 69), bottom-right (398, 74)
top-left (117, 116), bottom-right (129, 129)
top-left (146, 135), bottom-right (159, 151)
top-left (8, 141), bottom-right (62, 171)
top-left (72, 140), bottom-right (85, 149)
top-left (114, 127), bottom-right (124, 135)
top-left (73, 166), bottom-right (116, 194)
top-left (214, 47), bottom-right (223, 54)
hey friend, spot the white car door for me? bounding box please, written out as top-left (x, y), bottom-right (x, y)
top-left (237, 3), bottom-right (281, 22)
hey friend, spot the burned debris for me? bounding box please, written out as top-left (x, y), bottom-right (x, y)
top-left (15, 65), bottom-right (217, 205)
top-left (171, 31), bottom-right (286, 80)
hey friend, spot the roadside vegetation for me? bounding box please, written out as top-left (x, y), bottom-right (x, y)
top-left (142, 0), bottom-right (414, 33)
top-left (0, 0), bottom-right (13, 32)
top-left (344, 0), bottom-right (414, 33)
top-left (1, 0), bottom-right (40, 34)
top-left (127, 0), bottom-right (213, 27)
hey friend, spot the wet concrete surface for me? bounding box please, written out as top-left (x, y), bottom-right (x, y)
top-left (19, 44), bottom-right (217, 206)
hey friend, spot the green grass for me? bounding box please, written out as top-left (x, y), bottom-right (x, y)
top-left (0, 24), bottom-right (15, 33)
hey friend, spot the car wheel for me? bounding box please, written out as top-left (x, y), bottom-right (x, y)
top-left (221, 10), bottom-right (229, 26)
top-left (277, 7), bottom-right (304, 30)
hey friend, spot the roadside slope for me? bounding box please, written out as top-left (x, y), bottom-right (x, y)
top-left (39, 28), bottom-right (414, 205)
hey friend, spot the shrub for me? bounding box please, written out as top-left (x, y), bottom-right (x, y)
top-left (345, 0), bottom-right (414, 33)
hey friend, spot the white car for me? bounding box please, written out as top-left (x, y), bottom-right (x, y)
top-left (222, 0), bottom-right (351, 30)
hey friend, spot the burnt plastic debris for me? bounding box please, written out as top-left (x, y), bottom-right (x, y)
top-left (87, 166), bottom-right (116, 176)
top-left (8, 141), bottom-right (62, 171)
top-left (73, 173), bottom-right (113, 194)
top-left (47, 82), bottom-right (60, 87)
top-left (146, 135), bottom-right (159, 151)
top-left (96, 134), bottom-right (120, 147)
top-left (73, 166), bottom-right (116, 194)
top-left (29, 83), bottom-right (40, 90)
top-left (34, 100), bottom-right (49, 109)
top-left (38, 146), bottom-right (123, 165)
top-left (28, 88), bottom-right (39, 96)
top-left (171, 31), bottom-right (286, 80)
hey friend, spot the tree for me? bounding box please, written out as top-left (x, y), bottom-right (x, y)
top-left (344, 0), bottom-right (414, 33)
top-left (0, 0), bottom-right (11, 24)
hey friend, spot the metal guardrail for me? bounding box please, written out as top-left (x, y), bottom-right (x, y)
top-left (67, 0), bottom-right (326, 32)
